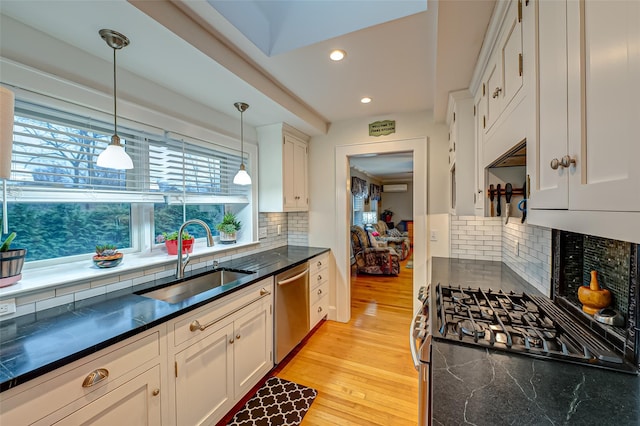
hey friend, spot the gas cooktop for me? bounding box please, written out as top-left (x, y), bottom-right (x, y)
top-left (434, 284), bottom-right (637, 374)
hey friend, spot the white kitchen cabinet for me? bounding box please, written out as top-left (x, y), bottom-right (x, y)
top-left (447, 90), bottom-right (476, 216)
top-left (528, 0), bottom-right (640, 243)
top-left (258, 123), bottom-right (310, 212)
top-left (309, 252), bottom-right (329, 330)
top-left (47, 366), bottom-right (162, 426)
top-left (483, 0), bottom-right (524, 134)
top-left (474, 91), bottom-right (487, 213)
top-left (0, 328), bottom-right (165, 426)
top-left (170, 278), bottom-right (274, 426)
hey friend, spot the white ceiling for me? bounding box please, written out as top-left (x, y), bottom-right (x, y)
top-left (0, 0), bottom-right (495, 179)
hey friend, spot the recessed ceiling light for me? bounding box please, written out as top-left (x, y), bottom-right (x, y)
top-left (329, 49), bottom-right (346, 61)
top-left (361, 97), bottom-right (372, 104)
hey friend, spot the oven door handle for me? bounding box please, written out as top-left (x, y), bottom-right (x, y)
top-left (410, 307), bottom-right (431, 371)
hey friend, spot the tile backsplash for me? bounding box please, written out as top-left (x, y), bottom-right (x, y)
top-left (2, 212), bottom-right (308, 320)
top-left (450, 216), bottom-right (552, 295)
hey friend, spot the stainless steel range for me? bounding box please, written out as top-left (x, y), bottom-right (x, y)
top-left (434, 284), bottom-right (638, 374)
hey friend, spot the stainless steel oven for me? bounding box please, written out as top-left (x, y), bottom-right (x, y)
top-left (410, 286), bottom-right (432, 426)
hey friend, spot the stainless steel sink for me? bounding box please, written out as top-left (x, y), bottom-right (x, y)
top-left (138, 268), bottom-right (255, 304)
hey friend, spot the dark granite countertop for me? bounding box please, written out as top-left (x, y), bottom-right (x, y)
top-left (429, 257), bottom-right (639, 425)
top-left (0, 245), bottom-right (329, 392)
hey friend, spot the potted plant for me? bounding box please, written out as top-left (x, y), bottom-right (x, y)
top-left (380, 208), bottom-right (394, 223)
top-left (0, 232), bottom-right (27, 287)
top-left (216, 212), bottom-right (241, 244)
top-left (158, 231), bottom-right (195, 255)
top-left (92, 244), bottom-right (124, 268)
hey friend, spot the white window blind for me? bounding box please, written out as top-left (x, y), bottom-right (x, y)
top-left (7, 100), bottom-right (163, 202)
top-left (151, 133), bottom-right (249, 204)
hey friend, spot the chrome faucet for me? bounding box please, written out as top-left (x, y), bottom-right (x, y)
top-left (175, 219), bottom-right (215, 279)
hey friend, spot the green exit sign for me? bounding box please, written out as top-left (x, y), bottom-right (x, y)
top-left (369, 120), bottom-right (395, 137)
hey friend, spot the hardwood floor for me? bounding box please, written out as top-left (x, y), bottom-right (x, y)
top-left (275, 255), bottom-right (417, 425)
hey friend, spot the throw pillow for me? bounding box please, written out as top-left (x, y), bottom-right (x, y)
top-left (389, 228), bottom-right (402, 237)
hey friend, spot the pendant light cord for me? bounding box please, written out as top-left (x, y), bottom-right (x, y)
top-left (240, 109), bottom-right (244, 166)
top-left (113, 47), bottom-right (118, 139)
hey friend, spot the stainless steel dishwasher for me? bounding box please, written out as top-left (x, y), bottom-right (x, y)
top-left (275, 262), bottom-right (310, 363)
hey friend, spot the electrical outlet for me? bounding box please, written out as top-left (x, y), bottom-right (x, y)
top-left (430, 230), bottom-right (438, 241)
top-left (0, 298), bottom-right (16, 316)
top-left (277, 225), bottom-right (281, 235)
top-left (259, 227), bottom-right (268, 239)
top-left (515, 241), bottom-right (519, 256)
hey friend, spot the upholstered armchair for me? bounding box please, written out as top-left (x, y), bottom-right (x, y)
top-left (350, 225), bottom-right (400, 275)
top-left (373, 221), bottom-right (411, 260)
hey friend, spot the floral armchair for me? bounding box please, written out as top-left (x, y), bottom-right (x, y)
top-left (350, 225), bottom-right (400, 275)
top-left (372, 221), bottom-right (411, 260)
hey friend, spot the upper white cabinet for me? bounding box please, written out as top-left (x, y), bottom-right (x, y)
top-left (258, 123), bottom-right (310, 212)
top-left (528, 0), bottom-right (640, 242)
top-left (447, 90), bottom-right (476, 216)
top-left (482, 0), bottom-right (524, 134)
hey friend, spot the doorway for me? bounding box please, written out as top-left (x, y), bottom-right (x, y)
top-left (334, 138), bottom-right (428, 322)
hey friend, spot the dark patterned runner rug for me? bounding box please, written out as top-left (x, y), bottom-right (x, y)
top-left (227, 377), bottom-right (317, 426)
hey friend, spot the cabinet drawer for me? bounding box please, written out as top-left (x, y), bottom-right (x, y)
top-left (173, 278), bottom-right (273, 347)
top-left (310, 265), bottom-right (328, 291)
top-left (0, 330), bottom-right (161, 425)
top-left (310, 298), bottom-right (328, 329)
top-left (309, 253), bottom-right (329, 276)
top-left (309, 279), bottom-right (329, 306)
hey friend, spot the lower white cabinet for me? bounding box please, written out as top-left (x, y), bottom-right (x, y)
top-left (170, 278), bottom-right (274, 426)
top-left (48, 365), bottom-right (162, 426)
top-left (0, 328), bottom-right (165, 426)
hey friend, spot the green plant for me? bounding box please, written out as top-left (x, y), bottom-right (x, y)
top-left (95, 244), bottom-right (120, 257)
top-left (216, 212), bottom-right (242, 234)
top-left (0, 232), bottom-right (16, 252)
top-left (380, 208), bottom-right (394, 220)
top-left (161, 231), bottom-right (193, 241)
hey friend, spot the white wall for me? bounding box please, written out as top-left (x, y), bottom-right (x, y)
top-left (308, 110), bottom-right (449, 320)
top-left (381, 183), bottom-right (413, 224)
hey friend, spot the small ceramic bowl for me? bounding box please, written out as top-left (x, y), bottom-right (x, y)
top-left (92, 254), bottom-right (124, 268)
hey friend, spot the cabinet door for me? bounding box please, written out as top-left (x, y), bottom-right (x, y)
top-left (474, 93), bottom-right (486, 212)
top-left (530, 0), bottom-right (569, 209)
top-left (52, 366), bottom-right (161, 426)
top-left (292, 139), bottom-right (308, 209)
top-left (283, 136), bottom-right (296, 210)
top-left (501, 1), bottom-right (524, 109)
top-left (233, 299), bottom-right (273, 398)
top-left (567, 0), bottom-right (640, 212)
top-left (485, 58), bottom-right (502, 131)
top-left (175, 323), bottom-right (234, 426)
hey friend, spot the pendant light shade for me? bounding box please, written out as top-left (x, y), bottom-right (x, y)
top-left (233, 102), bottom-right (251, 185)
top-left (96, 29), bottom-right (133, 170)
top-left (0, 86), bottom-right (15, 179)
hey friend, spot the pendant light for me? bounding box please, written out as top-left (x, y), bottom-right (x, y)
top-left (233, 102), bottom-right (251, 185)
top-left (96, 29), bottom-right (133, 170)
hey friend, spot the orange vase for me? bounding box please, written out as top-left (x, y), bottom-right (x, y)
top-left (577, 270), bottom-right (611, 315)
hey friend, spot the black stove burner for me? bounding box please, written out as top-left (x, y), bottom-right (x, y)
top-left (459, 320), bottom-right (486, 337)
top-left (451, 291), bottom-right (473, 305)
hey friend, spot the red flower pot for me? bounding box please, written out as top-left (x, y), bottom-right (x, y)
top-left (165, 239), bottom-right (194, 255)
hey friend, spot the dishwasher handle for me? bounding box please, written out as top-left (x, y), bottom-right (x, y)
top-left (277, 268), bottom-right (309, 286)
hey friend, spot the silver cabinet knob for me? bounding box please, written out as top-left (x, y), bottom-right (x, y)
top-left (236, 334), bottom-right (241, 339)
top-left (317, 306), bottom-right (323, 313)
top-left (317, 289), bottom-right (322, 295)
top-left (152, 388), bottom-right (160, 396)
top-left (560, 155), bottom-right (576, 168)
top-left (550, 158), bottom-right (560, 170)
top-left (492, 87), bottom-right (502, 98)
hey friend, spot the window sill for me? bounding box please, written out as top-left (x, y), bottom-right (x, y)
top-left (0, 240), bottom-right (260, 300)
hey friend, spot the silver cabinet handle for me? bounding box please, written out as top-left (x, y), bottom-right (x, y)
top-left (260, 288), bottom-right (271, 296)
top-left (236, 334), bottom-right (241, 339)
top-left (550, 158), bottom-right (560, 170)
top-left (317, 275), bottom-right (322, 281)
top-left (82, 368), bottom-right (109, 388)
top-left (317, 289), bottom-right (322, 296)
top-left (492, 87), bottom-right (502, 98)
top-left (317, 306), bottom-right (323, 313)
